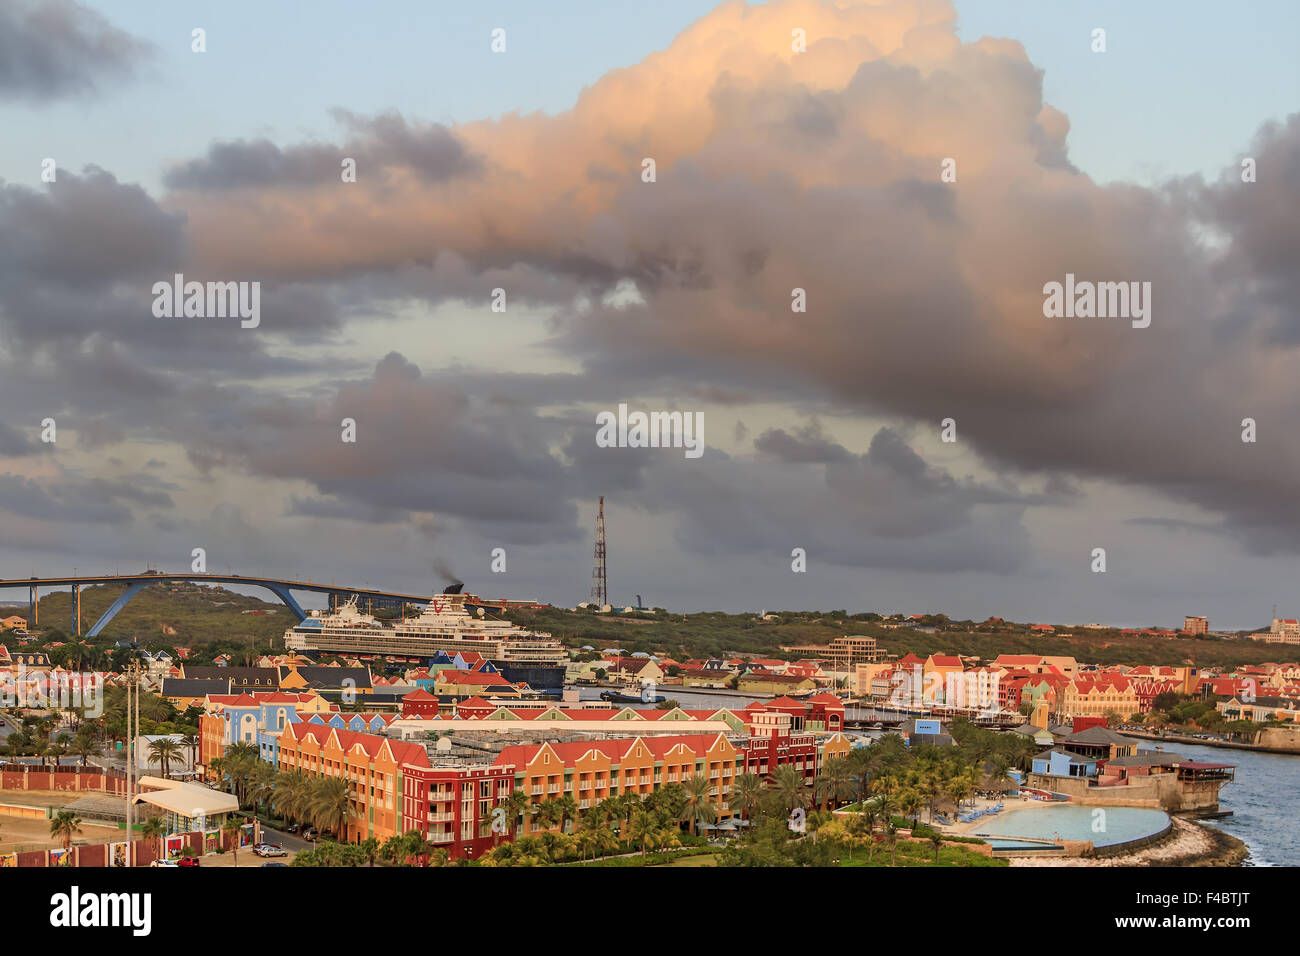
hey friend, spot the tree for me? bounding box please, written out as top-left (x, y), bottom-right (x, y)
top-left (222, 816), bottom-right (243, 865)
top-left (553, 794), bottom-right (579, 834)
top-left (71, 725), bottom-right (100, 767)
top-left (141, 816), bottom-right (167, 865)
top-left (859, 805), bottom-right (880, 862)
top-left (272, 770), bottom-right (312, 825)
top-left (900, 790), bottom-right (924, 827)
top-left (770, 765), bottom-right (810, 815)
top-left (307, 776), bottom-right (351, 839)
top-left (49, 811), bottom-right (82, 853)
top-left (928, 830), bottom-right (944, 863)
top-left (730, 773), bottom-right (765, 821)
top-left (813, 757), bottom-right (857, 811)
top-left (180, 732), bottom-right (200, 770)
top-left (358, 837), bottom-right (380, 867)
top-left (504, 789), bottom-right (531, 839)
top-left (679, 774), bottom-right (717, 837)
top-left (626, 809), bottom-right (660, 861)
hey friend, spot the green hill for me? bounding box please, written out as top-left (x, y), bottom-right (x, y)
top-left (3, 581), bottom-right (290, 648)
top-left (512, 607), bottom-right (1294, 669)
top-left (2, 585), bottom-right (1290, 671)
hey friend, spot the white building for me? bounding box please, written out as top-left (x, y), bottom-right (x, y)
top-left (1260, 618), bottom-right (1300, 645)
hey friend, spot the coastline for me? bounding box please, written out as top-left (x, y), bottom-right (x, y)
top-left (1008, 816), bottom-right (1250, 867)
top-left (1118, 729), bottom-right (1300, 756)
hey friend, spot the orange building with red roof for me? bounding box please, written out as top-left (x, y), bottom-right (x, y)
top-left (277, 723), bottom-right (431, 842)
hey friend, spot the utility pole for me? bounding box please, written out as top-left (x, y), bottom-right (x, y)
top-left (124, 657), bottom-right (139, 866)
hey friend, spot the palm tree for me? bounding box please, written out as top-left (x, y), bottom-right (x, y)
top-left (947, 769), bottom-right (973, 813)
top-left (141, 816), bottom-right (167, 865)
top-left (148, 737), bottom-right (182, 779)
top-left (679, 774), bottom-right (717, 837)
top-left (576, 827), bottom-right (598, 864)
top-left (504, 789), bottom-right (530, 839)
top-left (307, 776), bottom-right (351, 840)
top-left (358, 836), bottom-right (381, 866)
top-left (656, 825), bottom-right (683, 856)
top-left (813, 757), bottom-right (857, 811)
top-left (272, 770), bottom-right (311, 826)
top-left (730, 773), bottom-right (765, 822)
top-left (222, 816), bottom-right (243, 864)
top-left (180, 730), bottom-right (199, 763)
top-left (590, 821), bottom-right (618, 862)
top-left (627, 809), bottom-right (659, 861)
top-left (872, 787), bottom-right (897, 837)
top-left (49, 810), bottom-right (82, 853)
top-left (770, 766), bottom-right (810, 815)
top-left (221, 743), bottom-right (260, 806)
top-left (553, 794), bottom-right (578, 834)
top-left (859, 805), bottom-right (880, 862)
top-left (247, 762), bottom-right (277, 817)
top-left (380, 833), bottom-right (410, 865)
top-left (900, 790), bottom-right (924, 828)
top-left (528, 800), bottom-right (555, 835)
top-left (71, 726), bottom-right (100, 767)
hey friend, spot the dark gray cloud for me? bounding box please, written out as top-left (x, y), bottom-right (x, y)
top-left (163, 112), bottom-right (480, 192)
top-left (0, 471), bottom-right (171, 525)
top-left (1, 0), bottom-right (1297, 623)
top-left (0, 422), bottom-right (41, 456)
top-left (0, 0), bottom-right (151, 101)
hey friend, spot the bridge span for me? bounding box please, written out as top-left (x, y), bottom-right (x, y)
top-left (0, 572), bottom-right (439, 639)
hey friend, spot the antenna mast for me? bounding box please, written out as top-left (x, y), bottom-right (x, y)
top-left (590, 496), bottom-right (608, 606)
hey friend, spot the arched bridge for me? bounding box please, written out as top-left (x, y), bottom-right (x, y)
top-left (0, 572), bottom-right (438, 639)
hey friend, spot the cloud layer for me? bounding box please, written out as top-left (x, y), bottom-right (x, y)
top-left (1, 0), bottom-right (1297, 619)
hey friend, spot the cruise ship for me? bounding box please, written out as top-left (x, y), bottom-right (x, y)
top-left (283, 585), bottom-right (567, 668)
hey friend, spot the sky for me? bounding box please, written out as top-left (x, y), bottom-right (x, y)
top-left (0, 0), bottom-right (1297, 628)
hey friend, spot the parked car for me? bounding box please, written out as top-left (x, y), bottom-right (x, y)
top-left (254, 843), bottom-right (287, 858)
top-left (177, 856), bottom-right (201, 868)
top-left (149, 859), bottom-right (179, 868)
top-left (284, 823), bottom-right (300, 834)
top-left (301, 827), bottom-right (318, 841)
top-left (261, 861), bottom-right (288, 867)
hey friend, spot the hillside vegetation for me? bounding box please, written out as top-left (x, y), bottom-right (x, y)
top-left (512, 607), bottom-right (1291, 669)
top-left (3, 581), bottom-right (288, 648)
top-left (2, 586), bottom-right (1291, 670)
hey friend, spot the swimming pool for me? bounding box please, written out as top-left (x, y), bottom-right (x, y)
top-left (974, 805), bottom-right (1169, 848)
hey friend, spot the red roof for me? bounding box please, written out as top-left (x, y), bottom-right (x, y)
top-left (283, 723), bottom-right (430, 768)
top-left (436, 669), bottom-right (512, 686)
top-left (493, 733), bottom-right (730, 772)
top-left (759, 696), bottom-right (811, 710)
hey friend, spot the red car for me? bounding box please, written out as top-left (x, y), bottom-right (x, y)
top-left (177, 856), bottom-right (201, 868)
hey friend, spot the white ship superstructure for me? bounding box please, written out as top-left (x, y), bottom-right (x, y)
top-left (284, 589), bottom-right (565, 664)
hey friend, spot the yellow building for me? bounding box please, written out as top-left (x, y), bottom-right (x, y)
top-left (737, 674), bottom-right (816, 694)
top-left (1058, 677), bottom-right (1139, 720)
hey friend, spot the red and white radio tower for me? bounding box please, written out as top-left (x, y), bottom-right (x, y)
top-left (590, 496), bottom-right (608, 606)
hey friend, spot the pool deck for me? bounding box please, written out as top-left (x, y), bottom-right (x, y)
top-left (1006, 816), bottom-right (1246, 867)
top-left (939, 794), bottom-right (1056, 836)
top-left (937, 797), bottom-right (1174, 859)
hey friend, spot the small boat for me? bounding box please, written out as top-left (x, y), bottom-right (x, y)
top-left (600, 690), bottom-right (666, 704)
